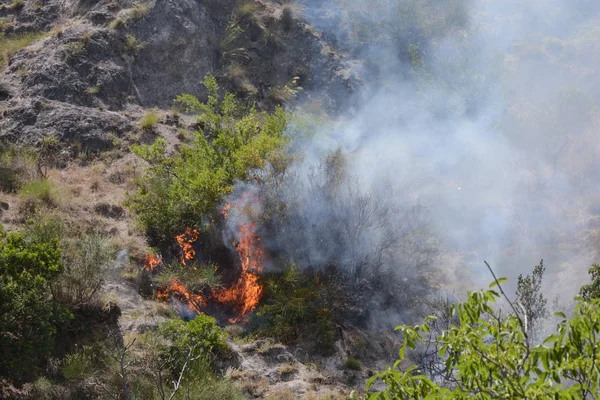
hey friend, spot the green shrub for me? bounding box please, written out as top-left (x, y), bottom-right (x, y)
top-left (0, 226), bottom-right (64, 383)
top-left (108, 17), bottom-right (125, 30)
top-left (62, 346), bottom-right (94, 380)
top-left (138, 110), bottom-right (159, 131)
top-left (128, 74), bottom-right (288, 245)
top-left (236, 1), bottom-right (260, 19)
top-left (19, 179), bottom-right (58, 207)
top-left (53, 234), bottom-right (118, 308)
top-left (86, 86), bottom-right (100, 95)
top-left (343, 357), bottom-right (361, 370)
top-left (127, 3), bottom-right (149, 20)
top-left (256, 267), bottom-right (336, 352)
top-left (368, 280), bottom-right (600, 398)
top-left (580, 264), bottom-right (600, 301)
top-left (24, 211), bottom-right (65, 244)
top-left (158, 314), bottom-right (226, 362)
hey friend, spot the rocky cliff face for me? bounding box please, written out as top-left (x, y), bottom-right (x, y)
top-left (0, 0), bottom-right (359, 147)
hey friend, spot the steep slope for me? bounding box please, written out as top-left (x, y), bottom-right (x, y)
top-left (0, 0), bottom-right (359, 147)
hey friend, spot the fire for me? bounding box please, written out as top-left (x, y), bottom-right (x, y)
top-left (176, 227), bottom-right (199, 265)
top-left (156, 200), bottom-right (265, 322)
top-left (156, 277), bottom-right (205, 314)
top-left (214, 219), bottom-right (264, 321)
top-left (143, 254), bottom-right (162, 271)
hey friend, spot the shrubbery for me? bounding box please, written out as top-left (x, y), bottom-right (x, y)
top-left (128, 74), bottom-right (289, 246)
top-left (254, 266), bottom-right (373, 353)
top-left (0, 226), bottom-right (65, 382)
top-left (368, 279), bottom-right (600, 399)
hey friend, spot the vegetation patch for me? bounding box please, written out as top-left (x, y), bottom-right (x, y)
top-left (0, 32), bottom-right (45, 68)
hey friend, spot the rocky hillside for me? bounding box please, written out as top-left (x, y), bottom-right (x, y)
top-left (0, 0), bottom-right (359, 148)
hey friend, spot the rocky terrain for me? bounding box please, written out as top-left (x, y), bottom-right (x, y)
top-left (0, 0), bottom-right (359, 148)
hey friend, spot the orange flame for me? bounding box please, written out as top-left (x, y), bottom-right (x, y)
top-left (214, 220), bottom-right (264, 321)
top-left (176, 227), bottom-right (200, 265)
top-left (158, 200), bottom-right (265, 322)
top-left (156, 277), bottom-right (205, 314)
top-left (143, 254), bottom-right (162, 271)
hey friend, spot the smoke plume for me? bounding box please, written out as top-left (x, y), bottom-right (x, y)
top-left (226, 0), bottom-right (600, 324)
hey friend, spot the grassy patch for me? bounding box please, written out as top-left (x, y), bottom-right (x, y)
top-left (124, 34), bottom-right (144, 54)
top-left (0, 32), bottom-right (45, 68)
top-left (138, 110), bottom-right (159, 131)
top-left (86, 86), bottom-right (100, 95)
top-left (18, 179), bottom-right (58, 207)
top-left (127, 3), bottom-right (149, 20)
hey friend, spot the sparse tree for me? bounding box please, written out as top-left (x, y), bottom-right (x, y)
top-left (515, 260), bottom-right (548, 343)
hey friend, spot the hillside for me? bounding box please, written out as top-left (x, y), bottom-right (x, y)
top-left (1, 0), bottom-right (600, 399)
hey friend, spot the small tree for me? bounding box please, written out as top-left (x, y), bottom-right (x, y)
top-left (515, 260), bottom-right (548, 343)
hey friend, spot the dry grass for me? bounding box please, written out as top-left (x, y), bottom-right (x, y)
top-left (266, 389), bottom-right (296, 400)
top-left (269, 76), bottom-right (303, 104)
top-left (138, 110), bottom-right (159, 131)
top-left (236, 1), bottom-right (261, 19)
top-left (0, 32), bottom-right (45, 68)
top-left (127, 3), bottom-right (149, 20)
top-left (277, 363), bottom-right (298, 376)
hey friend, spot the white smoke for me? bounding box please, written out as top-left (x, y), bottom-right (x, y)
top-left (233, 0), bottom-right (600, 319)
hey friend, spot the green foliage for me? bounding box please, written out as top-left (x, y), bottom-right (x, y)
top-left (368, 282), bottom-right (600, 399)
top-left (220, 21), bottom-right (247, 60)
top-left (580, 264), bottom-right (600, 301)
top-left (138, 110), bottom-right (160, 131)
top-left (124, 34), bottom-right (144, 54)
top-left (18, 178), bottom-right (58, 207)
top-left (127, 3), bottom-right (149, 20)
top-left (53, 234), bottom-right (118, 308)
top-left (344, 357), bottom-right (361, 370)
top-left (0, 226), bottom-right (64, 382)
top-left (269, 76), bottom-right (303, 104)
top-left (515, 260), bottom-right (548, 341)
top-left (0, 32), bottom-right (43, 68)
top-left (128, 74), bottom-right (288, 245)
top-left (256, 267), bottom-right (336, 352)
top-left (62, 346), bottom-right (95, 380)
top-left (157, 314), bottom-right (227, 373)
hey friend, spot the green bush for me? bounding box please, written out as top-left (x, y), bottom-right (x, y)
top-left (128, 74), bottom-right (289, 245)
top-left (62, 346), bottom-right (94, 380)
top-left (138, 110), bottom-right (159, 131)
top-left (158, 314), bottom-right (226, 363)
top-left (256, 267), bottom-right (336, 352)
top-left (0, 225), bottom-right (65, 383)
top-left (580, 264), bottom-right (600, 301)
top-left (344, 357), bottom-right (361, 370)
top-left (52, 234), bottom-right (117, 308)
top-left (368, 280), bottom-right (600, 398)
